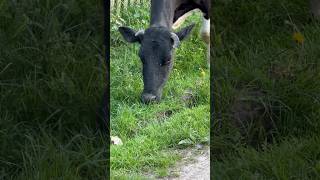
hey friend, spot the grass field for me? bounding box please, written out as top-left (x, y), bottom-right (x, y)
top-left (110, 3), bottom-right (210, 179)
top-left (0, 1), bottom-right (108, 179)
top-left (212, 0), bottom-right (320, 179)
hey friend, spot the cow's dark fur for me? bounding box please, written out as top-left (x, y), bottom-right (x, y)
top-left (119, 0), bottom-right (210, 103)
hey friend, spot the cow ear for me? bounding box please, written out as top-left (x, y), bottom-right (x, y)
top-left (118, 27), bottom-right (143, 43)
top-left (175, 23), bottom-right (195, 41)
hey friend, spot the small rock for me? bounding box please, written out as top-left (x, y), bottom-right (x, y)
top-left (196, 144), bottom-right (204, 149)
top-left (181, 89), bottom-right (196, 107)
top-left (111, 136), bottom-right (123, 145)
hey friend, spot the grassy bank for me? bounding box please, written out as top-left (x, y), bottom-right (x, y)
top-left (212, 0), bottom-right (320, 179)
top-left (0, 1), bottom-right (107, 179)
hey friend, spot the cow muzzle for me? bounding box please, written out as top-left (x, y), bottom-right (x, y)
top-left (141, 93), bottom-right (159, 104)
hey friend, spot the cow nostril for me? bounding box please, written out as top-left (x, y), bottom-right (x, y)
top-left (141, 93), bottom-right (157, 104)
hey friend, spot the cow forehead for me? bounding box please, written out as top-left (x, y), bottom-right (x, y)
top-left (144, 27), bottom-right (171, 40)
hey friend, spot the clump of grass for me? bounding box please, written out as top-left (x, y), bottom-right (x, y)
top-left (212, 136), bottom-right (320, 179)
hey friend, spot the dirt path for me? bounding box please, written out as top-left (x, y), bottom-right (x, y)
top-left (162, 147), bottom-right (210, 180)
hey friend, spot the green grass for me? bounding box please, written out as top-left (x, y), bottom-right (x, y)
top-left (0, 0), bottom-right (107, 179)
top-left (212, 0), bottom-right (320, 179)
top-left (110, 4), bottom-right (210, 179)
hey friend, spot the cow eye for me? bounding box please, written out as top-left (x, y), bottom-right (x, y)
top-left (161, 58), bottom-right (171, 66)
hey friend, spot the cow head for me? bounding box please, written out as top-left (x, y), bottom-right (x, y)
top-left (119, 24), bottom-right (194, 103)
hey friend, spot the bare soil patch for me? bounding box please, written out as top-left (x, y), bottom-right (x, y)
top-left (160, 146), bottom-right (210, 180)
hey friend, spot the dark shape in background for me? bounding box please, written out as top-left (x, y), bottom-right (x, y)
top-left (98, 0), bottom-right (110, 134)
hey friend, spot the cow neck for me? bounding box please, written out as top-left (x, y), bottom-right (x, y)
top-left (150, 0), bottom-right (175, 29)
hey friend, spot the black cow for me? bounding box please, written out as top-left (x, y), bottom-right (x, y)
top-left (119, 0), bottom-right (210, 103)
